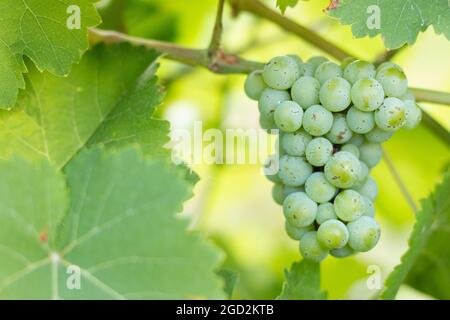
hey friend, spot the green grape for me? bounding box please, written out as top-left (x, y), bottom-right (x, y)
top-left (263, 55), bottom-right (300, 90)
top-left (375, 66), bottom-right (408, 97)
top-left (355, 160), bottom-right (370, 186)
top-left (244, 70), bottom-right (266, 100)
top-left (282, 129), bottom-right (312, 156)
top-left (305, 172), bottom-right (337, 203)
top-left (291, 76), bottom-right (320, 109)
top-left (283, 192), bottom-right (318, 227)
top-left (314, 61), bottom-right (342, 84)
top-left (279, 155), bottom-right (313, 187)
top-left (298, 62), bottom-right (315, 77)
top-left (274, 101), bottom-right (304, 132)
top-left (334, 189), bottom-right (366, 222)
top-left (326, 113), bottom-right (353, 144)
top-left (400, 89), bottom-right (415, 102)
top-left (350, 78), bottom-right (384, 111)
top-left (324, 151), bottom-right (361, 188)
top-left (302, 105), bottom-right (334, 136)
top-left (353, 176), bottom-right (378, 201)
top-left (403, 100), bottom-right (422, 129)
top-left (285, 221), bottom-right (314, 241)
top-left (259, 114), bottom-right (278, 131)
top-left (317, 219), bottom-right (349, 249)
top-left (307, 56), bottom-right (329, 70)
top-left (346, 106), bottom-right (375, 134)
top-left (319, 77), bottom-right (351, 112)
top-left (263, 156), bottom-right (282, 183)
top-left (316, 202), bottom-right (338, 224)
top-left (348, 134), bottom-right (364, 147)
top-left (272, 183), bottom-right (285, 205)
top-left (359, 142), bottom-right (382, 168)
top-left (288, 54), bottom-right (303, 68)
top-left (341, 144), bottom-right (360, 159)
top-left (305, 137), bottom-right (333, 167)
top-left (284, 185), bottom-right (305, 198)
top-left (343, 60), bottom-right (376, 84)
top-left (299, 231), bottom-right (329, 262)
top-left (330, 245), bottom-right (355, 258)
top-left (341, 57), bottom-right (356, 70)
top-left (258, 88), bottom-right (290, 118)
top-left (347, 216), bottom-right (380, 252)
top-left (376, 61), bottom-right (402, 73)
top-left (365, 126), bottom-right (393, 143)
top-left (374, 97), bottom-right (407, 131)
top-left (362, 196), bottom-right (375, 217)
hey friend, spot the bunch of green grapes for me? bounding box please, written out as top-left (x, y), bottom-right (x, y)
top-left (244, 55), bottom-right (421, 262)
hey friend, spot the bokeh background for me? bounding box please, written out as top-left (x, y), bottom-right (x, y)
top-left (98, 0), bottom-right (450, 299)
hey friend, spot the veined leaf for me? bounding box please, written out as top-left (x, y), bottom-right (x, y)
top-left (382, 171), bottom-right (450, 299)
top-left (0, 44), bottom-right (166, 168)
top-left (328, 0), bottom-right (450, 49)
top-left (278, 260), bottom-right (327, 300)
top-left (0, 0), bottom-right (101, 109)
top-left (0, 148), bottom-right (225, 299)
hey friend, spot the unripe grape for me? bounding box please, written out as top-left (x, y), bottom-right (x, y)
top-left (355, 160), bottom-right (370, 186)
top-left (283, 192), bottom-right (317, 227)
top-left (299, 231), bottom-right (329, 262)
top-left (324, 151), bottom-right (361, 188)
top-left (288, 54), bottom-right (303, 68)
top-left (314, 61), bottom-right (342, 84)
top-left (400, 89), bottom-right (415, 102)
top-left (326, 113), bottom-right (353, 144)
top-left (258, 88), bottom-right (290, 118)
top-left (353, 176), bottom-right (378, 201)
top-left (307, 56), bottom-right (329, 70)
top-left (403, 100), bottom-right (422, 129)
top-left (334, 189), bottom-right (366, 222)
top-left (317, 219), bottom-right (349, 249)
top-left (282, 129), bottom-right (312, 156)
top-left (346, 106), bottom-right (375, 134)
top-left (316, 202), bottom-right (338, 224)
top-left (259, 114), bottom-right (277, 131)
top-left (305, 137), bottom-right (333, 167)
top-left (374, 97), bottom-right (407, 131)
top-left (341, 57), bottom-right (356, 70)
top-left (298, 62), bottom-right (315, 77)
top-left (284, 185), bottom-right (305, 198)
top-left (359, 142), bottom-right (382, 168)
top-left (263, 156), bottom-right (282, 183)
top-left (305, 172), bottom-right (337, 203)
top-left (302, 105), bottom-right (333, 136)
top-left (291, 76), bottom-right (320, 109)
top-left (285, 221), bottom-right (314, 241)
top-left (375, 66), bottom-right (408, 97)
top-left (244, 70), bottom-right (266, 100)
top-left (348, 134), bottom-right (364, 147)
top-left (274, 101), bottom-right (304, 132)
top-left (330, 245), bottom-right (354, 258)
top-left (376, 61), bottom-right (402, 73)
top-left (350, 78), bottom-right (384, 111)
top-left (362, 196), bottom-right (375, 217)
top-left (279, 155), bottom-right (313, 187)
top-left (341, 144), bottom-right (360, 158)
top-left (272, 183), bottom-right (285, 205)
top-left (263, 55), bottom-right (300, 90)
top-left (319, 77), bottom-right (351, 112)
top-left (347, 216), bottom-right (381, 252)
top-left (365, 126), bottom-right (393, 143)
top-left (343, 60), bottom-right (376, 84)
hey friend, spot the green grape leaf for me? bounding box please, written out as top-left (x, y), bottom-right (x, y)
top-left (0, 148), bottom-right (225, 299)
top-left (0, 44), bottom-right (166, 168)
top-left (278, 260), bottom-right (327, 300)
top-left (328, 0), bottom-right (450, 49)
top-left (217, 269), bottom-right (239, 299)
top-left (276, 0), bottom-right (300, 14)
top-left (382, 170), bottom-right (450, 299)
top-left (0, 0), bottom-right (101, 109)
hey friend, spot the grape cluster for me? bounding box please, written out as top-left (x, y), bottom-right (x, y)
top-left (244, 55), bottom-right (421, 262)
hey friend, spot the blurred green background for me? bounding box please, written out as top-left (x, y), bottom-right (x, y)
top-left (98, 0), bottom-right (450, 299)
